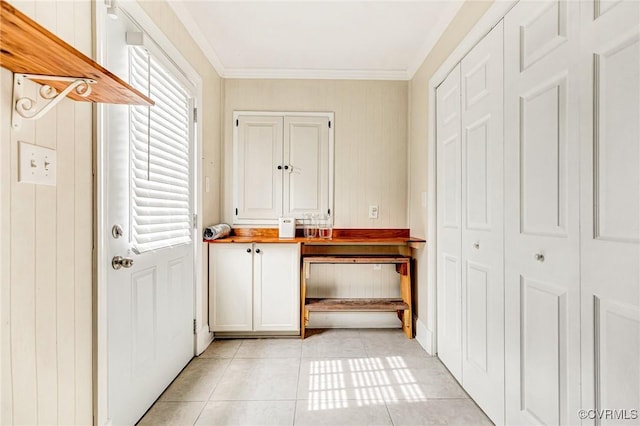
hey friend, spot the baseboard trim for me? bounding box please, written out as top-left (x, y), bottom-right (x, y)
top-left (196, 325), bottom-right (214, 355)
top-left (415, 318), bottom-right (435, 355)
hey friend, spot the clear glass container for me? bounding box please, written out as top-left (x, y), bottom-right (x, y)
top-left (303, 213), bottom-right (318, 238)
top-left (317, 214), bottom-right (332, 239)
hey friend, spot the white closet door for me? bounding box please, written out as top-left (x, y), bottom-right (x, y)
top-left (504, 1), bottom-right (582, 424)
top-left (436, 64), bottom-right (463, 381)
top-left (460, 22), bottom-right (504, 425)
top-left (579, 1), bottom-right (640, 423)
top-left (283, 116), bottom-right (330, 218)
top-left (235, 115), bottom-right (283, 221)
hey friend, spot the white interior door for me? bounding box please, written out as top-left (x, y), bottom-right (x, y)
top-left (283, 116), bottom-right (330, 218)
top-left (579, 1), bottom-right (640, 423)
top-left (504, 1), bottom-right (582, 424)
top-left (436, 64), bottom-right (463, 381)
top-left (459, 21), bottom-right (504, 425)
top-left (102, 11), bottom-right (195, 426)
top-left (235, 115), bottom-right (283, 222)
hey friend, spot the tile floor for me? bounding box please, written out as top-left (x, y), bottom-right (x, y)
top-left (138, 329), bottom-right (492, 426)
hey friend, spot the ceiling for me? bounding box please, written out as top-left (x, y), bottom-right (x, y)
top-left (167, 1), bottom-right (464, 80)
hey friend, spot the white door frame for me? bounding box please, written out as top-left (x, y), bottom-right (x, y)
top-left (424, 0), bottom-right (517, 354)
top-left (94, 1), bottom-right (207, 424)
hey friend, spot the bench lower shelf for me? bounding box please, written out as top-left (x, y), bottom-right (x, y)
top-left (305, 298), bottom-right (409, 312)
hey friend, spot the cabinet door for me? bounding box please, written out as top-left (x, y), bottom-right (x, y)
top-left (579, 0), bottom-right (640, 422)
top-left (209, 244), bottom-right (253, 331)
top-left (504, 1), bottom-right (581, 424)
top-left (436, 64), bottom-right (463, 381)
top-left (235, 115), bottom-right (283, 222)
top-left (460, 22), bottom-right (504, 425)
top-left (283, 116), bottom-right (331, 218)
top-left (253, 244), bottom-right (300, 332)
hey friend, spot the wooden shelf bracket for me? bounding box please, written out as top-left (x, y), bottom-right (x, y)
top-left (12, 73), bottom-right (96, 129)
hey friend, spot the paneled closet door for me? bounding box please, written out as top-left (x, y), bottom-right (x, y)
top-left (460, 21), bottom-right (504, 425)
top-left (436, 64), bottom-right (463, 381)
top-left (579, 1), bottom-right (640, 423)
top-left (504, 1), bottom-right (582, 424)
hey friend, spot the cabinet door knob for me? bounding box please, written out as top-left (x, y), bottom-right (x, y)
top-left (277, 165), bottom-right (282, 170)
top-left (473, 242), bottom-right (480, 249)
top-left (255, 248), bottom-right (261, 254)
top-left (534, 252), bottom-right (545, 262)
top-left (284, 165), bottom-right (289, 170)
top-left (246, 248), bottom-right (252, 253)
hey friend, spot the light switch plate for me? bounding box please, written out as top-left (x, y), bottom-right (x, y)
top-left (368, 205), bottom-right (379, 219)
top-left (19, 141), bottom-right (56, 186)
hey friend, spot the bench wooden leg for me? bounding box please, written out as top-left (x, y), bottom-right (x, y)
top-left (400, 263), bottom-right (413, 339)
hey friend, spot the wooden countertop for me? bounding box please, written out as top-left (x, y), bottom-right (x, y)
top-left (205, 228), bottom-right (426, 246)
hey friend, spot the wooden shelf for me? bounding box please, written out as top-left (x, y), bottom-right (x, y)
top-left (305, 298), bottom-right (409, 312)
top-left (303, 256), bottom-right (410, 265)
top-left (0, 0), bottom-right (153, 106)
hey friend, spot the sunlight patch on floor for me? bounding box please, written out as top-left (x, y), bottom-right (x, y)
top-left (307, 356), bottom-right (426, 411)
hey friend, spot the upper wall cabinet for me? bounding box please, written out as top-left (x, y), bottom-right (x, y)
top-left (232, 112), bottom-right (334, 225)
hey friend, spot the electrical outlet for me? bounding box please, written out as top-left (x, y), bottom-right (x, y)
top-left (368, 205), bottom-right (379, 219)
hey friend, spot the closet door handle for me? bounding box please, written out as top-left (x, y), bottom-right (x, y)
top-left (246, 248), bottom-right (252, 253)
top-left (284, 165), bottom-right (289, 170)
top-left (277, 165), bottom-right (282, 170)
top-left (534, 252), bottom-right (545, 262)
top-left (255, 248), bottom-right (261, 254)
top-left (473, 242), bottom-right (480, 250)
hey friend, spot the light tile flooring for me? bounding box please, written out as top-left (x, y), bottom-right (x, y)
top-left (138, 329), bottom-right (492, 426)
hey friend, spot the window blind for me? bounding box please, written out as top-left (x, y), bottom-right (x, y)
top-left (129, 45), bottom-right (192, 253)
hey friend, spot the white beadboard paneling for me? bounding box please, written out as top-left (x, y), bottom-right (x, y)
top-left (222, 79), bottom-right (408, 228)
top-left (1, 0), bottom-right (93, 424)
top-left (1, 67), bottom-right (14, 426)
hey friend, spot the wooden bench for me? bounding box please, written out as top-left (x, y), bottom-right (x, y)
top-left (301, 256), bottom-right (413, 339)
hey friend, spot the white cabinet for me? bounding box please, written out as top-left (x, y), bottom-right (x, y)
top-left (209, 243), bottom-right (300, 333)
top-left (233, 112), bottom-right (334, 225)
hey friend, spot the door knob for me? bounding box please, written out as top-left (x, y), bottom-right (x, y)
top-left (246, 248), bottom-right (252, 253)
top-left (255, 248), bottom-right (261, 254)
top-left (112, 256), bottom-right (134, 270)
top-left (534, 252), bottom-right (545, 262)
top-left (473, 242), bottom-right (480, 249)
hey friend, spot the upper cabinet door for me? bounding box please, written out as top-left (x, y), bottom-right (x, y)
top-left (283, 116), bottom-right (331, 218)
top-left (234, 115), bottom-right (284, 222)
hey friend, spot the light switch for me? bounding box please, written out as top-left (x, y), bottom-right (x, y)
top-left (19, 141), bottom-right (56, 186)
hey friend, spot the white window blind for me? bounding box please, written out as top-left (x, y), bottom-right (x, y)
top-left (129, 45), bottom-right (192, 253)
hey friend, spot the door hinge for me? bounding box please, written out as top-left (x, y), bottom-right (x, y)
top-left (328, 208), bottom-right (331, 215)
top-left (235, 208), bottom-right (238, 215)
top-left (328, 121), bottom-right (331, 128)
top-left (193, 319), bottom-right (197, 334)
top-left (193, 107), bottom-right (198, 123)
top-left (192, 213), bottom-right (198, 229)
top-left (235, 119), bottom-right (239, 127)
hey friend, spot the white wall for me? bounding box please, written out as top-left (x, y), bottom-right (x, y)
top-left (222, 79), bottom-right (408, 228)
top-left (0, 1), bottom-right (93, 424)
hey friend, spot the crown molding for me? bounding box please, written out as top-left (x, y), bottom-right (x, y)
top-left (166, 0), bottom-right (225, 77)
top-left (223, 68), bottom-right (409, 81)
top-left (405, 0), bottom-right (464, 80)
